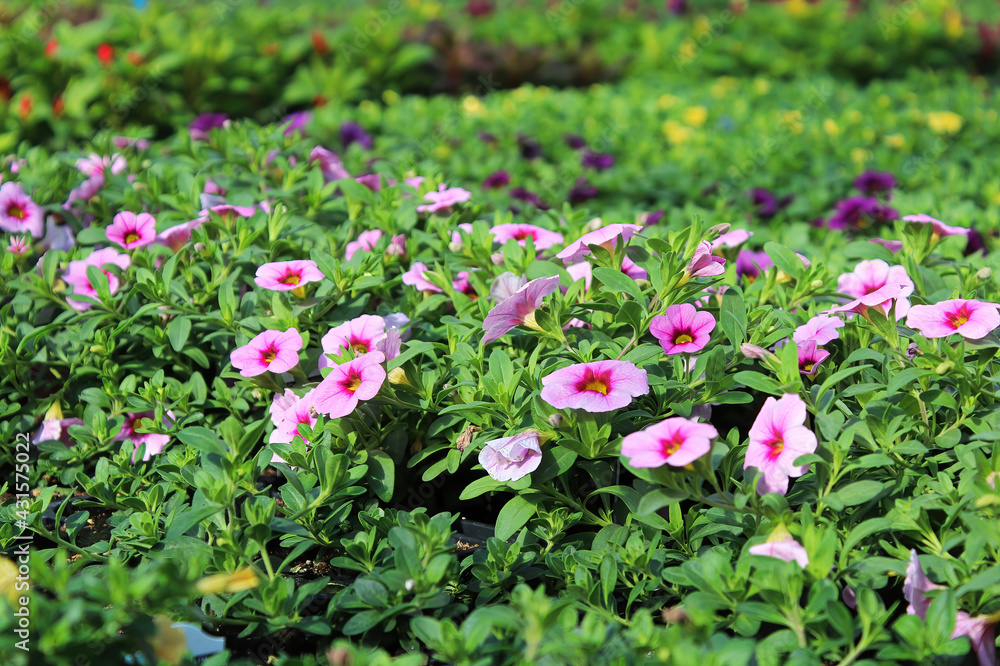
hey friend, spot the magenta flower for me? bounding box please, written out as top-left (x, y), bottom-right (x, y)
top-left (482, 170), bottom-right (510, 189)
top-left (836, 259), bottom-right (914, 318)
top-left (479, 431), bottom-right (543, 482)
top-left (206, 203), bottom-right (259, 220)
top-left (650, 304), bottom-right (716, 355)
top-left (621, 256), bottom-right (648, 280)
top-left (621, 417), bottom-right (718, 468)
top-left (0, 182), bottom-right (43, 237)
top-left (797, 341), bottom-right (830, 375)
top-left (309, 146), bottom-right (350, 182)
top-left (686, 241), bottom-right (726, 278)
top-left (736, 250), bottom-right (773, 282)
top-left (116, 410), bottom-right (174, 462)
top-left (255, 260), bottom-right (325, 292)
top-left (870, 238), bottom-right (903, 253)
top-left (748, 537), bottom-right (809, 568)
top-left (906, 299), bottom-right (1000, 340)
top-left (711, 229), bottom-right (752, 249)
top-left (417, 184), bottom-right (471, 214)
top-left (190, 113), bottom-right (229, 140)
top-left (155, 219), bottom-right (203, 253)
top-left (345, 229), bottom-right (384, 260)
top-left (540, 360), bottom-right (649, 413)
top-left (63, 248), bottom-right (131, 311)
top-left (566, 262), bottom-right (593, 291)
top-left (903, 213), bottom-right (970, 238)
top-left (269, 389), bottom-right (317, 450)
top-left (230, 329), bottom-right (303, 378)
top-left (854, 170), bottom-right (896, 195)
top-left (489, 272), bottom-right (527, 302)
top-left (320, 314), bottom-right (387, 368)
top-left (826, 282), bottom-right (907, 318)
top-left (282, 111), bottom-right (311, 137)
top-left (793, 314), bottom-right (844, 346)
top-left (33, 418), bottom-right (84, 447)
top-left (490, 223), bottom-right (564, 250)
top-left (312, 352), bottom-right (386, 417)
top-left (744, 394), bottom-right (818, 496)
top-left (106, 211), bottom-right (157, 249)
top-left (556, 223), bottom-right (642, 264)
top-left (401, 262), bottom-right (442, 293)
top-left (355, 174), bottom-right (382, 191)
top-left (7, 235), bottom-right (30, 255)
top-left (482, 275), bottom-right (560, 344)
top-left (77, 153), bottom-right (126, 178)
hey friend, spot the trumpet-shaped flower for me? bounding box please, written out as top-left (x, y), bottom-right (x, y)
top-left (793, 314), bottom-right (844, 346)
top-left (826, 282), bottom-right (907, 318)
top-left (309, 146), bottom-right (350, 182)
top-left (490, 223), bottom-right (564, 250)
top-left (744, 394), bottom-right (817, 495)
top-left (230, 329), bottom-right (303, 377)
top-left (346, 229), bottom-right (383, 260)
top-left (650, 303), bottom-right (716, 355)
top-left (482, 275), bottom-right (559, 344)
top-left (63, 248), bottom-right (131, 311)
top-left (748, 537), bottom-right (810, 568)
top-left (155, 219), bottom-right (203, 253)
top-left (906, 299), bottom-right (1000, 340)
top-left (556, 223), bottom-right (642, 264)
top-left (540, 360), bottom-right (649, 413)
top-left (190, 113), bottom-right (228, 140)
top-left (320, 315), bottom-right (387, 369)
top-left (797, 341), bottom-right (830, 375)
top-left (621, 417), bottom-right (718, 468)
top-left (117, 410), bottom-right (174, 462)
top-left (837, 259), bottom-right (914, 318)
top-left (685, 241), bottom-right (726, 278)
top-left (621, 256), bottom-right (648, 280)
top-left (417, 184), bottom-right (471, 214)
top-left (33, 418), bottom-right (84, 446)
top-left (312, 352), bottom-right (386, 417)
top-left (489, 272), bottom-right (527, 302)
top-left (479, 431), bottom-right (543, 482)
top-left (903, 213), bottom-right (970, 238)
top-left (0, 182), bottom-right (43, 237)
top-left (255, 260), bottom-right (325, 291)
top-left (106, 211), bottom-right (157, 249)
top-left (269, 389), bottom-right (317, 456)
top-left (735, 250), bottom-right (773, 281)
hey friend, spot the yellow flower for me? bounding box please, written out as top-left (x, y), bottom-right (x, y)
top-left (657, 94), bottom-right (680, 110)
top-left (387, 367), bottom-right (410, 386)
top-left (461, 96), bottom-right (485, 116)
top-left (884, 133), bottom-right (906, 149)
top-left (944, 9), bottom-right (963, 38)
top-left (927, 111), bottom-right (963, 134)
top-left (823, 119), bottom-right (840, 136)
top-left (785, 0), bottom-right (809, 17)
top-left (679, 40), bottom-right (697, 61)
top-left (662, 120), bottom-right (693, 145)
top-left (195, 567), bottom-right (259, 595)
top-left (0, 557), bottom-right (24, 607)
top-left (150, 616), bottom-right (188, 666)
top-left (683, 106), bottom-right (708, 127)
top-left (781, 110), bottom-right (803, 134)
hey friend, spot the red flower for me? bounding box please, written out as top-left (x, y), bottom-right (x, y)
top-left (19, 94), bottom-right (32, 119)
top-left (53, 94), bottom-right (64, 116)
top-left (127, 51), bottom-right (143, 66)
top-left (311, 30), bottom-right (328, 56)
top-left (45, 40), bottom-right (59, 58)
top-left (97, 43), bottom-right (114, 66)
top-left (313, 94), bottom-right (328, 108)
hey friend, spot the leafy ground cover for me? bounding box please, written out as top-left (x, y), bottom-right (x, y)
top-left (2, 1), bottom-right (1000, 665)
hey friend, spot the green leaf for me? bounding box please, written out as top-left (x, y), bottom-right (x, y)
top-left (593, 267), bottom-right (643, 302)
top-left (494, 495), bottom-right (538, 541)
top-left (830, 480), bottom-right (883, 506)
top-left (763, 241), bottom-right (804, 279)
top-left (366, 450), bottom-right (395, 502)
top-left (167, 317), bottom-right (192, 352)
top-left (720, 287), bottom-right (747, 348)
top-left (177, 427), bottom-right (228, 455)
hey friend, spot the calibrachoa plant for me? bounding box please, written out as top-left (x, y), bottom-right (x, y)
top-left (3, 14), bottom-right (1000, 663)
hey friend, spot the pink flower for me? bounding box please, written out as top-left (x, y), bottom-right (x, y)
top-left (748, 538), bottom-right (809, 568)
top-left (269, 389), bottom-right (317, 455)
top-left (826, 282), bottom-right (907, 318)
top-left (620, 417), bottom-right (718, 468)
top-left (793, 314), bottom-right (844, 346)
top-left (206, 203), bottom-right (258, 219)
top-left (621, 256), bottom-right (648, 280)
top-left (355, 174), bottom-right (382, 191)
top-left (0, 182), bottom-right (44, 237)
top-left (489, 272), bottom-right (527, 302)
top-left (345, 229), bottom-right (384, 260)
top-left (903, 213), bottom-right (970, 238)
top-left (309, 146), bottom-right (350, 182)
top-left (254, 260), bottom-right (325, 291)
top-left (797, 341), bottom-right (830, 375)
top-left (155, 219), bottom-right (203, 253)
top-left (556, 223), bottom-right (643, 264)
top-left (837, 259), bottom-right (914, 319)
top-left (403, 176), bottom-right (425, 190)
top-left (540, 360), bottom-right (649, 413)
top-left (449, 222), bottom-right (475, 247)
top-left (906, 299), bottom-right (1000, 340)
top-left (312, 352), bottom-right (386, 417)
top-left (482, 275), bottom-right (560, 344)
top-left (116, 410), bottom-right (174, 462)
top-left (870, 238), bottom-right (903, 253)
top-left (650, 303), bottom-right (716, 355)
top-left (230, 329), bottom-right (303, 377)
top-left (490, 223), bottom-right (564, 250)
top-left (685, 241), bottom-right (726, 278)
top-left (106, 211), bottom-right (157, 249)
top-left (401, 262), bottom-right (442, 293)
top-left (7, 235), bottom-right (30, 255)
top-left (33, 418), bottom-right (84, 446)
top-left (63, 248), bottom-right (131, 311)
top-left (566, 262), bottom-right (593, 291)
top-left (417, 184), bottom-right (471, 214)
top-left (711, 229), bottom-right (752, 249)
top-left (320, 315), bottom-right (387, 369)
top-left (479, 431), bottom-right (543, 482)
top-left (744, 394), bottom-right (818, 496)
top-left (39, 218), bottom-right (76, 253)
top-left (77, 153), bottom-right (126, 178)
top-left (385, 234), bottom-right (406, 257)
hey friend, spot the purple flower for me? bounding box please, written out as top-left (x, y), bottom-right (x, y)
top-left (340, 121), bottom-right (372, 150)
top-left (517, 134), bottom-right (543, 160)
top-left (854, 170), bottom-right (896, 195)
top-left (355, 174), bottom-right (382, 191)
top-left (639, 210), bottom-right (665, 226)
top-left (828, 196), bottom-right (898, 230)
top-left (751, 188), bottom-right (793, 219)
top-left (736, 250), bottom-right (773, 281)
top-left (582, 151), bottom-right (615, 171)
top-left (564, 133), bottom-right (587, 150)
top-left (568, 178), bottom-right (598, 206)
top-left (478, 130), bottom-right (498, 144)
top-left (482, 170), bottom-right (511, 189)
top-left (189, 113), bottom-right (228, 141)
top-left (282, 111), bottom-right (312, 137)
top-left (667, 0), bottom-right (688, 15)
top-left (309, 146), bottom-right (350, 183)
top-left (510, 186), bottom-right (549, 210)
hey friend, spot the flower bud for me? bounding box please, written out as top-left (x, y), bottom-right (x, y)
top-left (547, 413), bottom-right (563, 428)
top-left (740, 343), bottom-right (773, 360)
top-left (976, 267), bottom-right (992, 281)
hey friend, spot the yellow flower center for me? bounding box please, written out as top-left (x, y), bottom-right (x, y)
top-left (582, 379), bottom-right (610, 395)
top-left (279, 272), bottom-right (301, 286)
top-left (261, 349), bottom-right (276, 364)
top-left (124, 232), bottom-right (140, 245)
top-left (675, 333), bottom-right (694, 345)
top-left (7, 203), bottom-right (27, 220)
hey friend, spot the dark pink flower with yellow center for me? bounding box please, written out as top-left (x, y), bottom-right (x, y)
top-left (621, 417), bottom-right (718, 468)
top-left (62, 248), bottom-right (131, 311)
top-left (0, 182), bottom-right (43, 237)
top-left (320, 315), bottom-right (388, 369)
top-left (312, 352), bottom-right (386, 417)
top-left (906, 299), bottom-right (1000, 340)
top-left (836, 259), bottom-right (914, 319)
top-left (254, 260), bottom-right (325, 292)
top-left (797, 341), bottom-right (830, 375)
top-left (106, 211), bottom-right (157, 249)
top-left (744, 394), bottom-right (817, 496)
top-left (230, 329), bottom-right (303, 378)
top-left (540, 360), bottom-right (649, 413)
top-left (650, 303), bottom-right (716, 355)
top-left (490, 223), bottom-right (564, 250)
